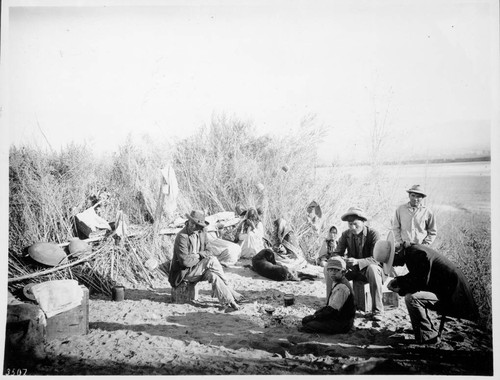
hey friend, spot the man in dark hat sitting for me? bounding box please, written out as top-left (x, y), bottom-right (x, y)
top-left (392, 184), bottom-right (437, 248)
top-left (373, 233), bottom-right (479, 344)
top-left (322, 206), bottom-right (384, 320)
top-left (169, 210), bottom-right (243, 311)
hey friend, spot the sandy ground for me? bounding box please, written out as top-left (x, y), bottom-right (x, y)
top-left (17, 260), bottom-right (493, 376)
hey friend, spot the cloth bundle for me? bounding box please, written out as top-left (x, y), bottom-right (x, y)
top-left (31, 279), bottom-right (84, 318)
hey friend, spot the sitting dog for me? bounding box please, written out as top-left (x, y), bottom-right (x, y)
top-left (251, 249), bottom-right (300, 281)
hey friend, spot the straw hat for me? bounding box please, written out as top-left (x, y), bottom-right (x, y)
top-left (68, 238), bottom-right (91, 256)
top-left (326, 256), bottom-right (346, 271)
top-left (406, 184), bottom-right (427, 197)
top-left (185, 210), bottom-right (209, 227)
top-left (373, 231), bottom-right (396, 276)
top-left (341, 206), bottom-right (368, 222)
top-left (23, 283), bottom-right (37, 301)
top-left (27, 242), bottom-right (68, 267)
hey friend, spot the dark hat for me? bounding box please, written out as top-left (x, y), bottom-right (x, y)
top-left (27, 242), bottom-right (68, 267)
top-left (185, 210), bottom-right (209, 227)
top-left (406, 184), bottom-right (427, 197)
top-left (341, 207), bottom-right (368, 222)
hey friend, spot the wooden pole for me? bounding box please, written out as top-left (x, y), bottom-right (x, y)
top-left (110, 248), bottom-right (115, 282)
top-left (152, 172), bottom-right (167, 242)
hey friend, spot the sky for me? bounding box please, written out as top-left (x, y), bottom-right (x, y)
top-left (1, 0), bottom-right (499, 165)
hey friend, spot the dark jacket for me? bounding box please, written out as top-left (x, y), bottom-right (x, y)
top-left (332, 226), bottom-right (380, 267)
top-left (394, 244), bottom-right (479, 321)
top-left (168, 225), bottom-right (208, 288)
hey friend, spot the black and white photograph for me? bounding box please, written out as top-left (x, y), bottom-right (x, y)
top-left (1, 0), bottom-right (498, 376)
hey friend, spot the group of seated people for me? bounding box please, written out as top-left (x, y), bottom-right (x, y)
top-left (206, 205), bottom-right (309, 273)
top-left (168, 185), bottom-right (479, 345)
top-left (167, 206), bottom-right (313, 311)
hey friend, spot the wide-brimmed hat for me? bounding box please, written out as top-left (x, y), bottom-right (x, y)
top-left (326, 256), bottom-right (346, 271)
top-left (341, 207), bottom-right (368, 222)
top-left (23, 283), bottom-right (37, 301)
top-left (27, 242), bottom-right (68, 267)
top-left (185, 210), bottom-right (209, 227)
top-left (406, 184), bottom-right (427, 197)
top-left (373, 231), bottom-right (395, 276)
top-left (68, 238), bottom-right (91, 256)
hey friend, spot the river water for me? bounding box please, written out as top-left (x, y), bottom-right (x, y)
top-left (319, 161), bottom-right (491, 214)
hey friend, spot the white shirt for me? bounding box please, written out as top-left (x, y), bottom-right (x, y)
top-left (392, 202), bottom-right (437, 245)
top-left (327, 282), bottom-right (350, 310)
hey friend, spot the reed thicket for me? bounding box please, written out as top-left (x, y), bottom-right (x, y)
top-left (432, 210), bottom-right (491, 329)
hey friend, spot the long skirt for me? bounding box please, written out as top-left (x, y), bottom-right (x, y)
top-left (207, 238), bottom-right (241, 266)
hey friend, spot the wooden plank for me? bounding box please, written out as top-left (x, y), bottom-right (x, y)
top-left (352, 281), bottom-right (399, 312)
top-left (171, 282), bottom-right (198, 303)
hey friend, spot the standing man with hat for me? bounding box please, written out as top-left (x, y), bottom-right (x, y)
top-left (326, 207), bottom-right (384, 320)
top-left (299, 257), bottom-right (356, 334)
top-left (169, 210), bottom-right (243, 311)
top-left (373, 233), bottom-right (478, 344)
top-left (392, 184), bottom-right (437, 248)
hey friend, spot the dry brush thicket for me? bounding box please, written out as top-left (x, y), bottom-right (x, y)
top-left (8, 117), bottom-right (491, 329)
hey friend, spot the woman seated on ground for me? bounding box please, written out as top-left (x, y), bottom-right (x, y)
top-left (235, 207), bottom-right (265, 259)
top-left (272, 218), bottom-right (308, 271)
top-left (316, 225), bottom-right (339, 266)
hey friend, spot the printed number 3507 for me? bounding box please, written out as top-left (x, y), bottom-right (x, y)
top-left (5, 369), bottom-right (27, 376)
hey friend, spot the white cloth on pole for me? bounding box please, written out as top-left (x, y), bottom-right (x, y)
top-left (161, 166), bottom-right (179, 214)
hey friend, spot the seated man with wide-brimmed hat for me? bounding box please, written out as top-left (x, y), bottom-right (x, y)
top-left (168, 210), bottom-right (243, 311)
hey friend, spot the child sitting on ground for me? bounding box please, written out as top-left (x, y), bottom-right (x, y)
top-left (299, 257), bottom-right (356, 334)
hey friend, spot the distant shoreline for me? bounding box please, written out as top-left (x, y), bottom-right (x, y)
top-left (319, 155), bottom-right (491, 168)
top-left (386, 156), bottom-right (491, 165)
